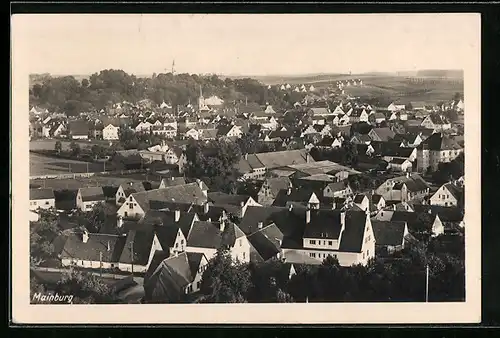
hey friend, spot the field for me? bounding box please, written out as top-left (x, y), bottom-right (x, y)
top-left (30, 139), bottom-right (112, 151)
top-left (30, 152), bottom-right (107, 176)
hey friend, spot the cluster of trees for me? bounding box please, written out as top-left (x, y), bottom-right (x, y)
top-left (31, 268), bottom-right (118, 304)
top-left (183, 139), bottom-right (242, 194)
top-left (309, 140), bottom-right (359, 167)
top-left (196, 234), bottom-right (465, 303)
top-left (118, 128), bottom-right (164, 150)
top-left (29, 70), bottom-right (308, 116)
top-left (30, 209), bottom-right (62, 267)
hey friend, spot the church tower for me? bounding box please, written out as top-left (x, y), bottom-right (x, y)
top-left (198, 85), bottom-right (208, 111)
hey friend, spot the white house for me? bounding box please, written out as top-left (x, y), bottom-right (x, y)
top-left (429, 182), bottom-right (463, 207)
top-left (103, 124), bottom-right (120, 140)
top-left (76, 187), bottom-right (105, 212)
top-left (29, 188), bottom-right (55, 211)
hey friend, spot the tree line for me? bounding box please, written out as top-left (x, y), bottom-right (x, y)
top-left (29, 70), bottom-right (308, 116)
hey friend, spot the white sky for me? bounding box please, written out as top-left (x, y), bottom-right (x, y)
top-left (13, 13), bottom-right (479, 76)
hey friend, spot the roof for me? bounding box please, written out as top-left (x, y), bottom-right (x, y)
top-left (247, 223), bottom-right (284, 261)
top-left (159, 177), bottom-right (187, 188)
top-left (372, 194), bottom-right (384, 204)
top-left (325, 181), bottom-right (349, 193)
top-left (442, 183), bottom-right (464, 201)
top-left (78, 187), bottom-right (105, 202)
top-left (260, 177), bottom-right (292, 197)
top-left (130, 183), bottom-right (207, 212)
top-left (418, 133), bottom-right (462, 151)
top-left (69, 120), bottom-right (90, 135)
top-left (207, 192), bottom-right (250, 207)
top-left (186, 221), bottom-right (245, 250)
top-left (371, 220), bottom-right (407, 246)
top-left (370, 128), bottom-right (396, 142)
top-left (383, 173), bottom-right (430, 193)
top-left (303, 209), bottom-right (343, 240)
top-left (30, 188), bottom-right (55, 200)
top-left (118, 229), bottom-right (155, 265)
top-left (338, 211), bottom-right (368, 253)
top-left (412, 205), bottom-right (463, 222)
top-left (238, 206), bottom-right (288, 235)
top-left (60, 232), bottom-right (126, 263)
top-left (120, 182), bottom-right (147, 196)
top-left (390, 158), bottom-right (410, 165)
top-left (145, 251), bottom-right (203, 303)
top-left (286, 160), bottom-right (360, 176)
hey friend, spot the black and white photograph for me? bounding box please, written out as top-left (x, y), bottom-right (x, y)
top-left (11, 13), bottom-right (481, 324)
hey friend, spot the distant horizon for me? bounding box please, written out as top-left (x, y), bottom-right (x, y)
top-left (30, 68), bottom-right (465, 79)
top-left (15, 14), bottom-right (476, 76)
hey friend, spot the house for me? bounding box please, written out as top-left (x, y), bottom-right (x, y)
top-left (429, 182), bottom-right (464, 207)
top-left (371, 194), bottom-right (386, 211)
top-left (371, 112), bottom-right (386, 124)
top-left (116, 182), bottom-right (208, 219)
top-left (352, 194), bottom-right (370, 212)
top-left (376, 144), bottom-right (418, 163)
top-left (390, 211), bottom-right (445, 237)
top-left (375, 173), bottom-right (430, 203)
top-left (135, 121), bottom-right (153, 133)
top-left (368, 128), bottom-right (396, 142)
top-left (185, 219), bottom-right (251, 263)
top-left (416, 133), bottom-right (463, 172)
top-left (115, 182), bottom-right (147, 206)
top-left (29, 210), bottom-right (39, 222)
top-left (69, 120), bottom-right (90, 140)
top-left (257, 177), bottom-right (293, 206)
top-left (387, 158), bottom-right (413, 173)
top-left (387, 102), bottom-right (406, 112)
top-left (350, 134), bottom-right (372, 145)
top-left (282, 209), bottom-right (376, 267)
top-left (332, 105), bottom-right (345, 116)
top-left (420, 114), bottom-right (452, 132)
top-left (349, 108), bottom-right (369, 123)
top-left (49, 123), bottom-right (65, 138)
top-left (264, 105), bottom-right (277, 114)
top-left (144, 251), bottom-right (209, 303)
top-left (185, 128), bottom-right (200, 140)
top-left (76, 187), bottom-right (105, 212)
top-left (323, 181), bottom-right (353, 199)
top-left (217, 125), bottom-right (242, 139)
top-left (103, 123), bottom-right (120, 140)
top-left (409, 101), bottom-right (427, 111)
top-left (207, 192), bottom-right (261, 218)
top-left (29, 188), bottom-right (55, 211)
top-left (371, 220), bottom-right (410, 255)
top-left (164, 147), bottom-right (183, 165)
top-left (392, 133), bottom-right (423, 148)
top-left (60, 230), bottom-right (126, 269)
top-left (159, 177), bottom-right (187, 189)
top-left (308, 107), bottom-right (332, 117)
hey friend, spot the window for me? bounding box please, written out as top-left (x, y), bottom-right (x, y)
top-left (363, 252), bottom-right (365, 259)
top-left (309, 240), bottom-right (316, 245)
top-left (129, 203), bottom-right (134, 209)
top-left (239, 239), bottom-right (242, 247)
top-left (124, 212), bottom-right (128, 217)
top-left (45, 201), bottom-right (50, 205)
top-left (243, 252), bottom-right (246, 260)
top-left (328, 241), bottom-right (333, 246)
top-left (33, 201), bottom-right (37, 206)
top-left (175, 243), bottom-right (179, 248)
top-left (181, 239), bottom-right (184, 245)
top-left (197, 281), bottom-right (201, 290)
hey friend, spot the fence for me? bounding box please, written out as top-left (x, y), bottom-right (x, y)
top-left (32, 266), bottom-right (132, 281)
top-left (30, 169), bottom-right (148, 181)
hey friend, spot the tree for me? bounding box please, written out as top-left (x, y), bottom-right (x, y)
top-left (54, 268), bottom-right (118, 304)
top-left (54, 140), bottom-right (62, 154)
top-left (69, 141), bottom-right (81, 156)
top-left (30, 212), bottom-right (62, 266)
top-left (73, 203), bottom-right (107, 233)
top-left (341, 140), bottom-right (358, 166)
top-left (199, 249), bottom-right (251, 303)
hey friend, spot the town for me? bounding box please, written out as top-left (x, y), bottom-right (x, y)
top-left (29, 69), bottom-right (465, 304)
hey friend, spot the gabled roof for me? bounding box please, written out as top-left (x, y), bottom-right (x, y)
top-left (442, 183), bottom-right (464, 201)
top-left (186, 221), bottom-right (245, 250)
top-left (30, 188), bottom-right (55, 200)
top-left (207, 192), bottom-right (251, 207)
top-left (130, 183), bottom-right (208, 212)
top-left (338, 211), bottom-right (368, 253)
top-left (118, 229), bottom-right (155, 265)
top-left (247, 223), bottom-right (284, 261)
top-left (120, 182), bottom-right (147, 197)
top-left (260, 177), bottom-right (292, 197)
top-left (60, 232), bottom-right (126, 263)
top-left (303, 209), bottom-right (343, 240)
top-left (370, 128), bottom-right (396, 142)
top-left (418, 133), bottom-right (462, 151)
top-left (371, 220), bottom-right (407, 246)
top-left (238, 206), bottom-right (288, 235)
top-left (78, 187), bottom-right (105, 202)
top-left (159, 177), bottom-right (187, 188)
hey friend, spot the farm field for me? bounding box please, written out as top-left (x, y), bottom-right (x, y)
top-left (30, 152), bottom-right (107, 176)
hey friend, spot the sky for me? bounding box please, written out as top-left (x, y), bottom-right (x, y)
top-left (13, 13), bottom-right (479, 76)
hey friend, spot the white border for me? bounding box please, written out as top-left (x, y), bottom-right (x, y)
top-left (11, 13), bottom-right (481, 324)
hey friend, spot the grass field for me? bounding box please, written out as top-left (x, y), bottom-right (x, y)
top-left (30, 139), bottom-right (112, 151)
top-left (30, 152), bottom-right (107, 176)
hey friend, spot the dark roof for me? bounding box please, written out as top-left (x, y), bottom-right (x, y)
top-left (418, 133), bottom-right (462, 151)
top-left (160, 177), bottom-right (187, 188)
top-left (372, 194), bottom-right (384, 204)
top-left (370, 128), bottom-right (396, 142)
top-left (353, 194), bottom-right (367, 204)
top-left (260, 177), bottom-right (292, 197)
top-left (303, 209), bottom-right (343, 240)
top-left (186, 221), bottom-right (245, 250)
top-left (273, 189), bottom-right (332, 208)
top-left (412, 205), bottom-right (463, 222)
top-left (144, 250), bottom-right (171, 281)
top-left (391, 158), bottom-right (409, 165)
top-left (207, 192), bottom-right (250, 207)
top-left (30, 188), bottom-right (55, 200)
top-left (78, 187), bottom-right (105, 202)
top-left (119, 229), bottom-right (155, 265)
top-left (442, 183), bottom-right (463, 201)
top-left (247, 223), bottom-right (284, 261)
top-left (239, 206), bottom-right (288, 235)
top-left (60, 232), bottom-right (126, 263)
top-left (371, 220), bottom-right (407, 246)
top-left (131, 183), bottom-right (207, 212)
top-left (120, 182), bottom-right (147, 196)
top-left (69, 120), bottom-right (90, 135)
top-left (390, 211), bottom-right (436, 233)
top-left (338, 211), bottom-right (368, 253)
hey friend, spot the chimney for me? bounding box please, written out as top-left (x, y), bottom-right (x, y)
top-left (175, 209), bottom-right (181, 222)
top-left (258, 221), bottom-right (263, 229)
top-left (340, 211), bottom-right (346, 227)
top-left (244, 153), bottom-right (248, 160)
top-left (287, 182), bottom-right (292, 195)
top-left (82, 231), bottom-right (89, 243)
top-left (406, 172), bottom-right (410, 178)
top-left (305, 208), bottom-right (311, 224)
top-left (332, 201), bottom-right (336, 210)
top-left (117, 216), bottom-right (124, 228)
top-left (240, 201), bottom-right (245, 207)
top-left (220, 219), bottom-right (226, 232)
top-left (204, 202), bottom-right (210, 214)
top-left (107, 241), bottom-right (111, 252)
top-left (288, 203), bottom-right (293, 212)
